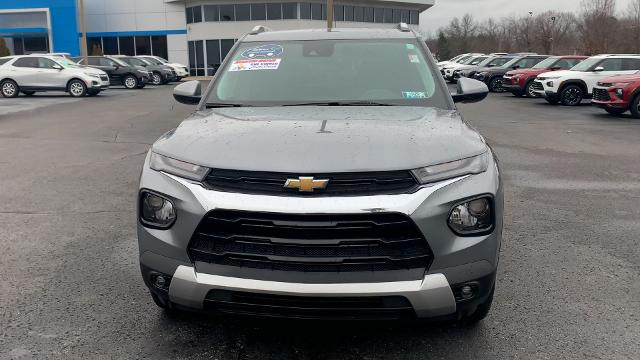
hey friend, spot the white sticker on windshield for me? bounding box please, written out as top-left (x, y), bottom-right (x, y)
top-left (409, 54), bottom-right (420, 63)
top-left (229, 58), bottom-right (282, 72)
top-left (402, 91), bottom-right (427, 99)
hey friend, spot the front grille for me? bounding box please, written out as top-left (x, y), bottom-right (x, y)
top-left (204, 290), bottom-right (414, 320)
top-left (188, 210), bottom-right (432, 273)
top-left (532, 81), bottom-right (544, 91)
top-left (592, 88), bottom-right (611, 102)
top-left (100, 75), bottom-right (109, 81)
top-left (204, 169), bottom-right (419, 197)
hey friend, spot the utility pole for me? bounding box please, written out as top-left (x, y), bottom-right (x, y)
top-left (78, 0), bottom-right (89, 63)
top-left (327, 0), bottom-right (334, 31)
top-left (550, 16), bottom-right (556, 55)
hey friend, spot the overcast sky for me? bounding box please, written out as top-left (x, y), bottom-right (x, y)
top-left (419, 0), bottom-right (634, 35)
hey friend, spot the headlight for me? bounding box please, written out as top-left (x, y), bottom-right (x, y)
top-left (539, 76), bottom-right (560, 81)
top-left (84, 72), bottom-right (101, 78)
top-left (411, 152), bottom-right (490, 184)
top-left (448, 196), bottom-right (494, 235)
top-left (140, 191), bottom-right (176, 229)
top-left (149, 152), bottom-right (209, 181)
top-left (611, 82), bottom-right (630, 87)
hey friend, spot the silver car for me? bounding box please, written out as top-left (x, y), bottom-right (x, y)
top-left (0, 55), bottom-right (109, 97)
top-left (137, 25), bottom-right (502, 323)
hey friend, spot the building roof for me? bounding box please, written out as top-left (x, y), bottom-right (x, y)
top-left (164, 0), bottom-right (435, 11)
top-left (243, 27), bottom-right (418, 42)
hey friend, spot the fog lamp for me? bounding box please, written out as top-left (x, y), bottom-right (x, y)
top-left (448, 197), bottom-right (493, 235)
top-left (140, 191), bottom-right (176, 229)
top-left (615, 88), bottom-right (624, 98)
top-left (547, 81), bottom-right (554, 87)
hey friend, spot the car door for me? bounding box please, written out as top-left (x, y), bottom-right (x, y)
top-left (98, 58), bottom-right (121, 83)
top-left (9, 57), bottom-right (40, 87)
top-left (583, 58), bottom-right (625, 93)
top-left (35, 57), bottom-right (68, 89)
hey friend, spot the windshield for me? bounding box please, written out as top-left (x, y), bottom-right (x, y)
top-left (487, 57), bottom-right (514, 67)
top-left (154, 56), bottom-right (169, 64)
top-left (570, 57), bottom-right (602, 71)
top-left (142, 57), bottom-right (163, 65)
top-left (456, 56), bottom-right (472, 63)
top-left (207, 39), bottom-right (449, 108)
top-left (500, 57), bottom-right (522, 69)
top-left (120, 57), bottom-right (147, 67)
top-left (533, 57), bottom-right (560, 69)
top-left (57, 58), bottom-right (81, 68)
top-left (466, 56), bottom-right (488, 65)
top-left (108, 57), bottom-right (129, 67)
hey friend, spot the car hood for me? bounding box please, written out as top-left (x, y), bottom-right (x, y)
top-left (537, 70), bottom-right (575, 79)
top-left (506, 68), bottom-right (546, 77)
top-left (599, 74), bottom-right (640, 83)
top-left (152, 107), bottom-right (487, 173)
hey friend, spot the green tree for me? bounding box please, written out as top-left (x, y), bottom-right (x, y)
top-left (436, 30), bottom-right (451, 60)
top-left (0, 38), bottom-right (10, 57)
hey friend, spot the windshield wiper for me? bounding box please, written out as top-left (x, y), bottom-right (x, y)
top-left (205, 102), bottom-right (250, 108)
top-left (282, 101), bottom-right (398, 107)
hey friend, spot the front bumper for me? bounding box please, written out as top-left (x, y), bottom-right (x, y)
top-left (138, 152), bottom-right (503, 319)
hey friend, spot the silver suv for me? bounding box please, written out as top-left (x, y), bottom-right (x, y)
top-left (137, 26), bottom-right (503, 323)
top-left (0, 55), bottom-right (109, 97)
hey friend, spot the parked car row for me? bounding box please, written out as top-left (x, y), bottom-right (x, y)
top-left (0, 54), bottom-right (189, 98)
top-left (439, 52), bottom-right (640, 118)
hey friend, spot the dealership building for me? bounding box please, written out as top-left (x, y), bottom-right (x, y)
top-left (0, 0), bottom-right (434, 75)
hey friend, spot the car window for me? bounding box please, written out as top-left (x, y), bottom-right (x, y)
top-left (469, 57), bottom-right (488, 65)
top-left (13, 57), bottom-right (39, 68)
top-left (599, 58), bottom-right (624, 71)
top-left (209, 39), bottom-right (449, 108)
top-left (570, 57), bottom-right (602, 71)
top-left (621, 58), bottom-right (640, 71)
top-left (0, 58), bottom-right (11, 66)
top-left (552, 59), bottom-right (575, 69)
top-left (37, 58), bottom-right (59, 69)
top-left (516, 57), bottom-right (544, 69)
top-left (488, 57), bottom-right (513, 67)
top-left (97, 58), bottom-right (114, 66)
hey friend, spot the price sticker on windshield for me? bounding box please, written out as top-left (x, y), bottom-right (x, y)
top-left (229, 59), bottom-right (282, 72)
top-left (402, 91), bottom-right (427, 99)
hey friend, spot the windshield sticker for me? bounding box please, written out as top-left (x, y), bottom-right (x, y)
top-left (406, 44), bottom-right (416, 50)
top-left (241, 44), bottom-right (284, 59)
top-left (402, 91), bottom-right (427, 99)
top-left (409, 54), bottom-right (420, 63)
top-left (229, 58), bottom-right (282, 72)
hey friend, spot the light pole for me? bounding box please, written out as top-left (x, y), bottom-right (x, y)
top-left (550, 16), bottom-right (556, 55)
top-left (78, 0), bottom-right (89, 63)
top-left (327, 0), bottom-right (334, 31)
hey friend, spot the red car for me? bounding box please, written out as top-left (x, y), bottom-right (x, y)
top-left (592, 73), bottom-right (640, 117)
top-left (503, 56), bottom-right (588, 97)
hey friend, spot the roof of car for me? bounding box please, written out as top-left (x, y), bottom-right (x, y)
top-left (242, 27), bottom-right (418, 42)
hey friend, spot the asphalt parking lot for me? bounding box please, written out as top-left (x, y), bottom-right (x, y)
top-left (1, 85), bottom-right (639, 360)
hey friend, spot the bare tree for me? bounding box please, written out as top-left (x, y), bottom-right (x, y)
top-left (626, 0), bottom-right (640, 52)
top-left (578, 0), bottom-right (617, 54)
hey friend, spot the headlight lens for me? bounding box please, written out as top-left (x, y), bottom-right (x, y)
top-left (448, 197), bottom-right (494, 235)
top-left (411, 152), bottom-right (490, 184)
top-left (140, 191), bottom-right (176, 228)
top-left (149, 152), bottom-right (209, 181)
top-left (85, 72), bottom-right (100, 78)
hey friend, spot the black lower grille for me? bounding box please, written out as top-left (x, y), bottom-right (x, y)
top-left (204, 290), bottom-right (414, 320)
top-left (532, 81), bottom-right (544, 91)
top-left (188, 210), bottom-right (432, 274)
top-left (592, 88), bottom-right (611, 102)
top-left (204, 169), bottom-right (419, 197)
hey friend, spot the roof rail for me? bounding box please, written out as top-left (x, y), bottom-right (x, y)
top-left (397, 23), bottom-right (410, 32)
top-left (249, 25), bottom-right (270, 35)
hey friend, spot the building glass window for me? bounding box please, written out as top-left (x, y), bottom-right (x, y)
top-left (186, 7), bottom-right (194, 24)
top-left (119, 37), bottom-right (135, 55)
top-left (374, 8), bottom-right (384, 23)
top-left (392, 9), bottom-right (402, 23)
top-left (384, 8), bottom-right (393, 23)
top-left (300, 3), bottom-right (311, 19)
top-left (195, 40), bottom-right (204, 76)
top-left (311, 3), bottom-right (322, 20)
top-left (135, 36), bottom-right (151, 55)
top-left (251, 4), bottom-right (267, 20)
top-left (334, 5), bottom-right (344, 21)
top-left (151, 35), bottom-right (168, 59)
top-left (400, 10), bottom-right (410, 23)
top-left (353, 6), bottom-right (364, 22)
top-left (193, 6), bottom-right (202, 23)
top-left (236, 4), bottom-right (250, 21)
top-left (22, 36), bottom-right (48, 53)
top-left (220, 39), bottom-right (235, 62)
top-left (344, 6), bottom-right (354, 21)
top-left (220, 5), bottom-right (235, 21)
top-left (364, 7), bottom-right (374, 22)
top-left (410, 10), bottom-right (419, 25)
top-left (87, 37), bottom-right (102, 55)
top-left (282, 2), bottom-right (297, 19)
top-left (188, 41), bottom-right (196, 75)
top-left (267, 3), bottom-right (282, 20)
top-left (102, 37), bottom-right (118, 54)
top-left (206, 39), bottom-right (221, 76)
top-left (204, 5), bottom-right (219, 22)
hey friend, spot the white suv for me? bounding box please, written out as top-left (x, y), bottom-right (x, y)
top-left (443, 55), bottom-right (488, 82)
top-left (137, 55), bottom-right (189, 80)
top-left (437, 53), bottom-right (484, 72)
top-left (0, 55), bottom-right (109, 98)
top-left (532, 55), bottom-right (640, 106)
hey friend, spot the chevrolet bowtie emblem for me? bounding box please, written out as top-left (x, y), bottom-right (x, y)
top-left (284, 177), bottom-right (329, 192)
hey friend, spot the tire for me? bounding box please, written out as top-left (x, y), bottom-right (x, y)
top-left (151, 72), bottom-right (163, 85)
top-left (87, 90), bottom-right (101, 97)
top-left (21, 90), bottom-right (36, 96)
top-left (68, 79), bottom-right (87, 97)
top-left (137, 84), bottom-right (146, 89)
top-left (630, 94), bottom-right (640, 119)
top-left (460, 286), bottom-right (494, 325)
top-left (1, 79), bottom-right (20, 98)
top-left (524, 80), bottom-right (537, 98)
top-left (559, 85), bottom-right (584, 106)
top-left (123, 74), bottom-right (138, 89)
top-left (488, 77), bottom-right (505, 92)
top-left (604, 108), bottom-right (626, 116)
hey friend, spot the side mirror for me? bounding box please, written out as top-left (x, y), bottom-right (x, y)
top-left (550, 66), bottom-right (562, 71)
top-left (593, 66), bottom-right (604, 72)
top-left (173, 80), bottom-right (201, 105)
top-left (451, 77), bottom-right (489, 104)
top-left (53, 64), bottom-right (63, 70)
top-left (512, 65), bottom-right (520, 70)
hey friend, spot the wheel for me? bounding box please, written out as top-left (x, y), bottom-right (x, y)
top-left (87, 90), bottom-right (101, 97)
top-left (545, 98), bottom-right (559, 105)
top-left (524, 80), bottom-right (537, 97)
top-left (604, 107), bottom-right (626, 116)
top-left (21, 90), bottom-right (35, 96)
top-left (460, 286), bottom-right (494, 325)
top-left (123, 75), bottom-right (139, 89)
top-left (1, 79), bottom-right (20, 98)
top-left (68, 79), bottom-right (87, 97)
top-left (151, 72), bottom-right (163, 85)
top-left (629, 93), bottom-right (640, 119)
top-left (559, 85), bottom-right (584, 106)
top-left (488, 77), bottom-right (505, 92)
